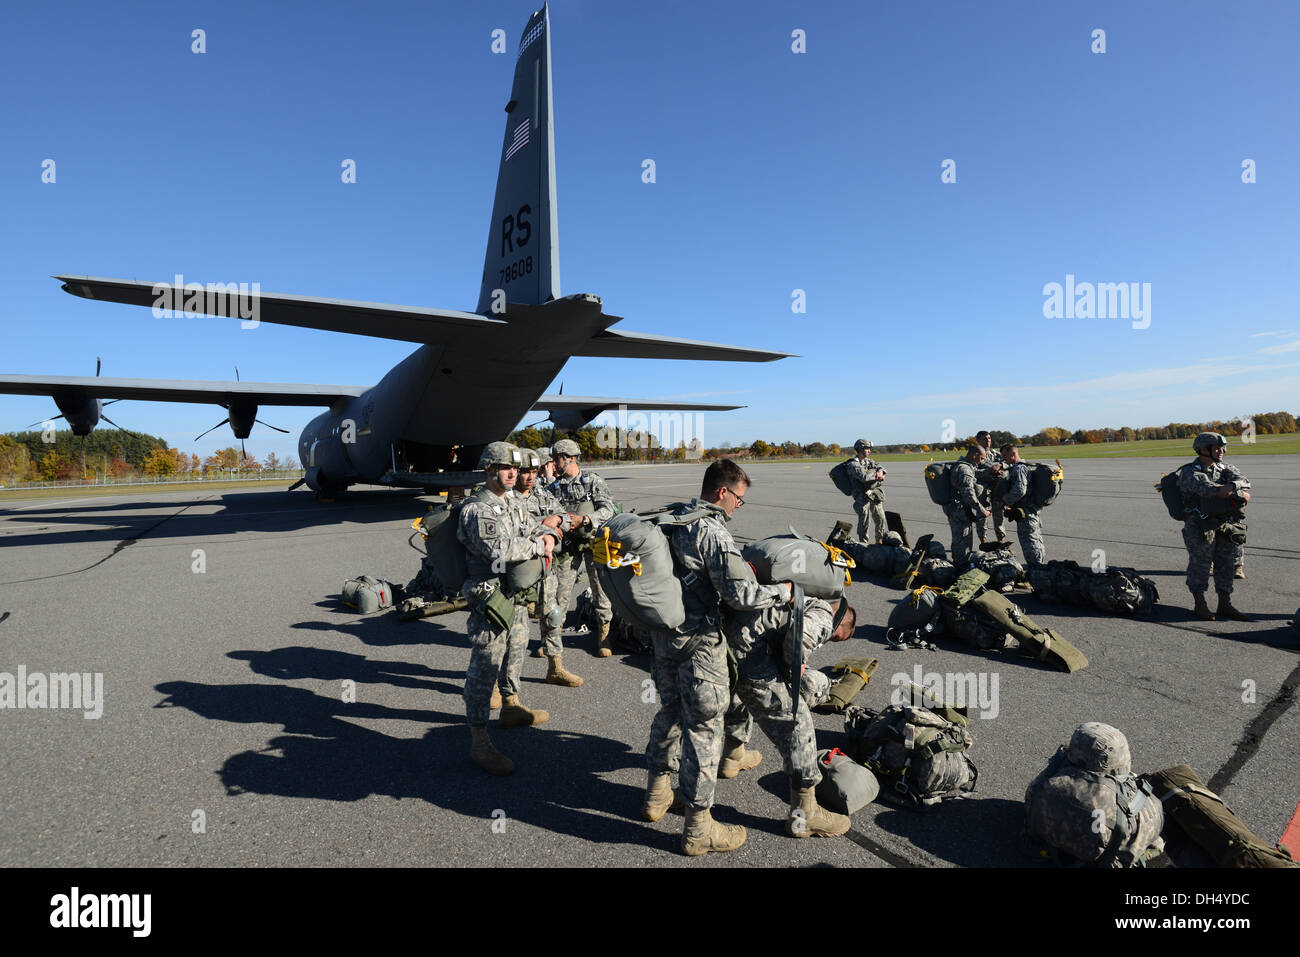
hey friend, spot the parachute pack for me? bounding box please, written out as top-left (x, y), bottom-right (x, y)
top-left (417, 488), bottom-right (548, 601)
top-left (742, 528), bottom-right (855, 600)
top-left (1156, 461), bottom-right (1197, 521)
top-left (1139, 764), bottom-right (1299, 869)
top-left (923, 460), bottom-right (955, 506)
top-left (1023, 723), bottom-right (1165, 868)
top-left (941, 569), bottom-right (1089, 672)
top-left (590, 503), bottom-right (715, 634)
top-left (829, 459), bottom-right (857, 496)
top-left (1025, 559), bottom-right (1159, 618)
top-left (1028, 460), bottom-right (1064, 508)
top-left (814, 747), bottom-right (880, 815)
top-left (341, 575), bottom-right (395, 615)
top-left (843, 704), bottom-right (977, 810)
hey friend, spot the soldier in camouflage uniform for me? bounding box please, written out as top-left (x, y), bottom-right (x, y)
top-left (799, 600), bottom-right (857, 708)
top-left (642, 459), bottom-right (791, 856)
top-left (516, 449), bottom-right (583, 687)
top-left (847, 438), bottom-right (888, 544)
top-left (545, 438), bottom-right (618, 657)
top-left (944, 446), bottom-right (990, 565)
top-left (999, 444), bottom-right (1046, 565)
top-left (723, 596), bottom-right (855, 838)
top-left (974, 431), bottom-right (1007, 543)
top-left (458, 442), bottom-right (563, 776)
top-left (1179, 432), bottom-right (1252, 622)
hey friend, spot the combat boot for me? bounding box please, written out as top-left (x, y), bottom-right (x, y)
top-left (717, 742), bottom-right (763, 779)
top-left (1191, 591), bottom-right (1215, 621)
top-left (532, 641), bottom-right (547, 658)
top-left (545, 653), bottom-right (584, 687)
top-left (1216, 592), bottom-right (1251, 622)
top-left (489, 685), bottom-right (502, 710)
top-left (641, 771), bottom-right (684, 822)
top-left (1234, 564), bottom-right (1246, 580)
top-left (469, 725), bottom-right (514, 776)
top-left (681, 806), bottom-right (746, 857)
top-left (788, 783), bottom-right (851, 838)
top-left (498, 694), bottom-right (550, 728)
top-left (595, 622), bottom-right (613, 657)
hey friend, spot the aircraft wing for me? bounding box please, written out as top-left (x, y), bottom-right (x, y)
top-left (0, 375), bottom-right (366, 407)
top-left (573, 327), bottom-right (795, 362)
top-left (531, 395), bottom-right (743, 413)
top-left (55, 275), bottom-right (507, 344)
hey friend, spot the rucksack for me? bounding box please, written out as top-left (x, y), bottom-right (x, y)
top-left (341, 575), bottom-right (395, 614)
top-left (887, 587), bottom-right (944, 633)
top-left (939, 569), bottom-right (1089, 672)
top-left (742, 529), bottom-right (855, 599)
top-left (1140, 764), bottom-right (1299, 869)
top-left (1029, 460), bottom-right (1064, 508)
top-left (843, 704), bottom-right (977, 810)
top-left (419, 487), bottom-right (497, 595)
top-left (1024, 723), bottom-right (1164, 867)
top-left (591, 503), bottom-right (715, 634)
top-left (1156, 461), bottom-right (1197, 521)
top-left (1024, 560), bottom-right (1159, 618)
top-left (923, 460), bottom-right (954, 506)
top-left (829, 459), bottom-right (856, 496)
top-left (839, 540), bottom-right (910, 576)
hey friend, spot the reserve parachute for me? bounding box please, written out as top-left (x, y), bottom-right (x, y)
top-left (828, 459), bottom-right (856, 496)
top-left (1156, 461), bottom-right (1198, 521)
top-left (741, 528), bottom-right (855, 600)
top-left (923, 460), bottom-right (954, 505)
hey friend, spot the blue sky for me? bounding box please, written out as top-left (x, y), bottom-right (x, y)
top-left (2, 0), bottom-right (1298, 461)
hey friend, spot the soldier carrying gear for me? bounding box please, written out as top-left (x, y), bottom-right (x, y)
top-left (974, 430), bottom-right (1007, 543)
top-left (1179, 432), bottom-right (1251, 622)
top-left (999, 444), bottom-right (1046, 566)
top-left (458, 441), bottom-right (563, 775)
top-left (516, 448), bottom-right (583, 687)
top-left (546, 437), bottom-right (618, 657)
top-left (848, 439), bottom-right (888, 544)
top-left (944, 446), bottom-right (990, 565)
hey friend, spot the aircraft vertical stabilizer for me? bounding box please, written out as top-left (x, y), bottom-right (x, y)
top-left (476, 5), bottom-right (560, 315)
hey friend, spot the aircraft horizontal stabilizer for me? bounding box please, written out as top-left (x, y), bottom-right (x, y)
top-left (0, 374), bottom-right (365, 407)
top-left (574, 328), bottom-right (794, 362)
top-left (55, 276), bottom-right (506, 344)
top-left (531, 395), bottom-right (742, 413)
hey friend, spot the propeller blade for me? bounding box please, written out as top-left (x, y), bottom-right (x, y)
top-left (235, 366), bottom-right (240, 382)
top-left (194, 418), bottom-right (230, 442)
top-left (100, 413), bottom-right (145, 439)
top-left (101, 399), bottom-right (122, 407)
top-left (253, 418), bottom-right (290, 434)
top-left (25, 414), bottom-right (66, 430)
top-left (96, 356), bottom-right (101, 377)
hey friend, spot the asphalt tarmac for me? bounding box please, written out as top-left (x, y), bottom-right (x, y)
top-left (1, 457), bottom-right (1297, 868)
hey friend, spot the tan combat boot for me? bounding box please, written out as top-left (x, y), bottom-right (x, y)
top-left (1216, 592), bottom-right (1251, 622)
top-left (545, 653), bottom-right (584, 687)
top-left (788, 783), bottom-right (851, 838)
top-left (1191, 591), bottom-right (1215, 621)
top-left (595, 622), bottom-right (613, 657)
top-left (469, 725), bottom-right (514, 776)
top-left (498, 694), bottom-right (550, 728)
top-left (681, 806), bottom-right (747, 857)
top-left (1234, 564), bottom-right (1246, 580)
top-left (489, 685), bottom-right (502, 710)
top-left (717, 742), bottom-right (763, 779)
top-left (641, 771), bottom-right (684, 822)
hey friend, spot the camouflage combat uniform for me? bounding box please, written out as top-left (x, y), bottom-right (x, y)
top-left (645, 500), bottom-right (787, 811)
top-left (458, 488), bottom-right (557, 725)
top-left (848, 455), bottom-right (887, 543)
top-left (723, 598), bottom-right (836, 788)
top-left (544, 468), bottom-right (616, 642)
top-left (1178, 461), bottom-right (1250, 596)
top-left (518, 483), bottom-right (570, 654)
top-left (975, 444), bottom-right (1006, 543)
top-left (943, 458), bottom-right (984, 565)
top-left (1002, 461), bottom-right (1046, 565)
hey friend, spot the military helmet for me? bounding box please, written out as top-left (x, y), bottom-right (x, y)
top-left (535, 448), bottom-right (552, 466)
top-left (518, 448), bottom-right (540, 470)
top-left (477, 441), bottom-right (522, 470)
top-left (854, 438), bottom-right (871, 452)
top-left (553, 438), bottom-right (580, 457)
top-left (1193, 431), bottom-right (1227, 453)
top-left (882, 531), bottom-right (904, 548)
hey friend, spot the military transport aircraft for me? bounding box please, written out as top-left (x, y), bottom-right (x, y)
top-left (0, 5), bottom-right (788, 497)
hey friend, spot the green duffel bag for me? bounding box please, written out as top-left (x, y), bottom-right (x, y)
top-left (1141, 765), bottom-right (1299, 868)
top-left (815, 747), bottom-right (880, 814)
top-left (341, 575), bottom-right (395, 615)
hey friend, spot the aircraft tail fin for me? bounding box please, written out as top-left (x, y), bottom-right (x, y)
top-left (476, 5), bottom-right (559, 315)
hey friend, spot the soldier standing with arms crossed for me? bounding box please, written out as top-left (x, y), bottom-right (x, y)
top-left (848, 439), bottom-right (888, 544)
top-left (1179, 432), bottom-right (1251, 622)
